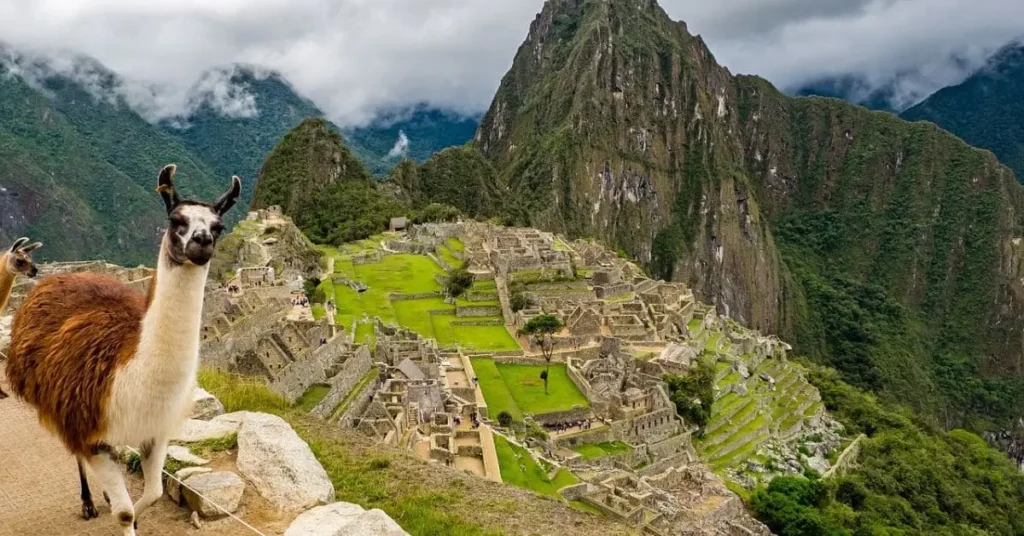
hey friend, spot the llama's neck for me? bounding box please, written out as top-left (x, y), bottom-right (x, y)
top-left (0, 254), bottom-right (16, 314)
top-left (135, 239), bottom-right (210, 375)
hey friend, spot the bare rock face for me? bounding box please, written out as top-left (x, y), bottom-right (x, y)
top-left (284, 502), bottom-right (409, 536)
top-left (190, 388), bottom-right (225, 420)
top-left (235, 412), bottom-right (334, 511)
top-left (182, 471), bottom-right (245, 518)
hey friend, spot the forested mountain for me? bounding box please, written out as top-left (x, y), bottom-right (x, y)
top-left (468, 0), bottom-right (1024, 432)
top-left (0, 53), bottom-right (224, 265)
top-left (250, 118), bottom-right (404, 245)
top-left (0, 48), bottom-right (472, 264)
top-left (902, 41), bottom-right (1024, 182)
top-left (347, 104), bottom-right (480, 171)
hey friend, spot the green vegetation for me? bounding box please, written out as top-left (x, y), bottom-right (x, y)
top-left (397, 145), bottom-right (504, 218)
top-left (746, 363), bottom-right (1024, 535)
top-left (518, 314), bottom-right (565, 394)
top-left (444, 267), bottom-right (474, 297)
top-left (665, 358), bottom-right (715, 429)
top-left (294, 384), bottom-right (332, 413)
top-left (186, 433), bottom-right (239, 459)
top-left (321, 247), bottom-right (518, 351)
top-left (570, 441), bottom-right (633, 461)
top-left (251, 118), bottom-right (406, 246)
top-left (472, 358), bottom-right (589, 419)
top-left (493, 434), bottom-right (576, 498)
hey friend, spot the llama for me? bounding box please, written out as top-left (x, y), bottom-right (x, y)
top-left (5, 164), bottom-right (240, 535)
top-left (0, 237), bottom-right (43, 399)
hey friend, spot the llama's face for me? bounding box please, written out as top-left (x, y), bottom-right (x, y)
top-left (4, 237), bottom-right (42, 278)
top-left (157, 164), bottom-right (241, 267)
top-left (166, 203), bottom-right (226, 266)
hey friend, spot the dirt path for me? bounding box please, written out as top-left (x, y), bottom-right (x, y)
top-left (0, 372), bottom-right (285, 536)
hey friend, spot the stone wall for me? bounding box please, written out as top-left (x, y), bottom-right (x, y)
top-left (339, 375), bottom-right (383, 426)
top-left (311, 346), bottom-right (374, 419)
top-left (530, 406), bottom-right (592, 424)
top-left (456, 305), bottom-right (501, 317)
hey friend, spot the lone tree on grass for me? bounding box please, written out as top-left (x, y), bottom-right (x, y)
top-left (445, 267), bottom-right (474, 298)
top-left (519, 314), bottom-right (564, 395)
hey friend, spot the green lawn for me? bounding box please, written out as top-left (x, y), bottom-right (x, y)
top-left (471, 358), bottom-right (523, 421)
top-left (294, 384), bottom-right (332, 412)
top-left (493, 435), bottom-right (575, 498)
top-left (446, 237), bottom-right (465, 252)
top-left (571, 441), bottom-right (633, 461)
top-left (325, 250), bottom-right (519, 352)
top-left (437, 244), bottom-right (463, 269)
top-left (471, 359), bottom-right (589, 419)
top-left (432, 317), bottom-right (519, 351)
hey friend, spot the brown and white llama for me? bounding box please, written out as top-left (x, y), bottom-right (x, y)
top-left (5, 165), bottom-right (240, 535)
top-left (0, 236), bottom-right (43, 398)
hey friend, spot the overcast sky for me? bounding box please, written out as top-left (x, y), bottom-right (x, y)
top-left (1, 0), bottom-right (1021, 126)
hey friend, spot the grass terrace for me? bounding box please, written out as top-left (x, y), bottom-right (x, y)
top-left (494, 434), bottom-right (579, 498)
top-left (471, 358), bottom-right (589, 420)
top-left (571, 441), bottom-right (633, 461)
top-left (320, 246), bottom-right (520, 352)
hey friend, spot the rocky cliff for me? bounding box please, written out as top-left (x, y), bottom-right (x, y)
top-left (475, 0), bottom-right (1024, 427)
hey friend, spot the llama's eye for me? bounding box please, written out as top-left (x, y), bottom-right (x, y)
top-left (211, 224), bottom-right (224, 237)
top-left (15, 259), bottom-right (25, 267)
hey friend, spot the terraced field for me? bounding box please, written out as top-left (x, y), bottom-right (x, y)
top-left (317, 243), bottom-right (519, 351)
top-left (696, 354), bottom-right (823, 471)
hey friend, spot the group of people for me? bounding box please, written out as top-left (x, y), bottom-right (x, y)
top-left (225, 284), bottom-right (242, 293)
top-left (292, 296), bottom-right (310, 307)
top-left (454, 411), bottom-right (481, 429)
top-left (544, 419), bottom-right (592, 434)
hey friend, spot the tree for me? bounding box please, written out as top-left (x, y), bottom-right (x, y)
top-left (445, 267), bottom-right (474, 298)
top-left (303, 277), bottom-right (322, 302)
top-left (497, 411), bottom-right (513, 428)
top-left (664, 358), bottom-right (715, 429)
top-left (510, 289), bottom-right (529, 312)
top-left (519, 314), bottom-right (564, 395)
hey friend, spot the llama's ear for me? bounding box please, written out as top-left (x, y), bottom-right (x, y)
top-left (20, 242), bottom-right (42, 253)
top-left (156, 164), bottom-right (181, 214)
top-left (9, 237), bottom-right (28, 253)
top-left (213, 176), bottom-right (242, 216)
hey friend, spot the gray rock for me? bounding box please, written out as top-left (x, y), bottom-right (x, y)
top-left (182, 471), bottom-right (245, 518)
top-left (738, 363), bottom-right (750, 379)
top-left (733, 383), bottom-right (748, 396)
top-left (167, 445), bottom-right (210, 466)
top-left (284, 502), bottom-right (409, 536)
top-left (167, 467), bottom-right (212, 505)
top-left (808, 454), bottom-right (831, 475)
top-left (174, 418), bottom-right (239, 443)
top-left (236, 412), bottom-right (334, 511)
top-left (191, 388), bottom-right (225, 420)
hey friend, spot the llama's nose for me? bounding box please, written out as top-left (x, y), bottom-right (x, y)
top-left (191, 232), bottom-right (213, 247)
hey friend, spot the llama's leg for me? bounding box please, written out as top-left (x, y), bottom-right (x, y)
top-left (0, 386), bottom-right (8, 398)
top-left (77, 457), bottom-right (99, 520)
top-left (86, 445), bottom-right (135, 536)
top-left (132, 438), bottom-right (166, 527)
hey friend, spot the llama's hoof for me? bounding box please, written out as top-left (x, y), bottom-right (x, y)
top-left (0, 389), bottom-right (8, 399)
top-left (103, 492), bottom-right (110, 505)
top-left (81, 502), bottom-right (99, 520)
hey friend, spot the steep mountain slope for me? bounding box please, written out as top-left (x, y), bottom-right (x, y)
top-left (0, 56), bottom-right (224, 265)
top-left (250, 118), bottom-right (404, 245)
top-left (475, 0), bottom-right (1024, 428)
top-left (901, 41), bottom-right (1024, 182)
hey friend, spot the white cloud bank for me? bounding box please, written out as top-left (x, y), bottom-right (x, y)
top-left (0, 0), bottom-right (1019, 124)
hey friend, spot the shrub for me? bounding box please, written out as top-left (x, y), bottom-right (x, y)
top-left (497, 411), bottom-right (514, 428)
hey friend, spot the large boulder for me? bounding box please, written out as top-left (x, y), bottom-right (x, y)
top-left (182, 471), bottom-right (245, 518)
top-left (174, 412), bottom-right (245, 442)
top-left (191, 388), bottom-right (226, 420)
top-left (235, 412), bottom-right (334, 511)
top-left (284, 502), bottom-right (409, 536)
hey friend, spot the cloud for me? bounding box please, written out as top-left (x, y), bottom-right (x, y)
top-left (665, 0), bottom-right (1024, 109)
top-left (0, 0), bottom-right (1019, 123)
top-left (387, 131), bottom-right (410, 159)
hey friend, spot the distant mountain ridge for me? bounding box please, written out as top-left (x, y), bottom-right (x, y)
top-left (0, 48), bottom-right (474, 263)
top-left (901, 40), bottom-right (1024, 182)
